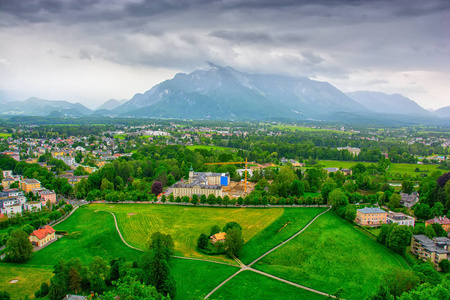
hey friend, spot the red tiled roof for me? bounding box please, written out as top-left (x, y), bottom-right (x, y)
top-left (426, 216), bottom-right (450, 225)
top-left (30, 225), bottom-right (55, 240)
top-left (0, 213), bottom-right (5, 219)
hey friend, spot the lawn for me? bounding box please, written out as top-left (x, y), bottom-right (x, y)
top-left (87, 204), bottom-right (284, 262)
top-left (317, 160), bottom-right (373, 169)
top-left (387, 163), bottom-right (441, 177)
top-left (239, 207), bottom-right (326, 264)
top-left (270, 125), bottom-right (351, 135)
top-left (186, 145), bottom-right (235, 151)
top-left (254, 211), bottom-right (409, 300)
top-left (26, 206), bottom-right (141, 268)
top-left (170, 258), bottom-right (238, 300)
top-left (212, 270), bottom-right (327, 300)
top-left (0, 264), bottom-right (53, 300)
top-left (0, 133), bottom-right (12, 138)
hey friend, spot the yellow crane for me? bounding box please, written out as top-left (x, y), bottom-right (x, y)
top-left (205, 158), bottom-right (250, 193)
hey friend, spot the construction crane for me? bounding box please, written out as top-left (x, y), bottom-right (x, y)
top-left (205, 158), bottom-right (250, 193)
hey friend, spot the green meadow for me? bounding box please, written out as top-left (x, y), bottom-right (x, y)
top-left (255, 211), bottom-right (409, 300)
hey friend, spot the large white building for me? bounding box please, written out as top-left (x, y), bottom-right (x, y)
top-left (171, 168), bottom-right (230, 198)
top-left (386, 211), bottom-right (415, 227)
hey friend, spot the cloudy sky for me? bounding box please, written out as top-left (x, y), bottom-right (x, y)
top-left (0, 0), bottom-right (449, 110)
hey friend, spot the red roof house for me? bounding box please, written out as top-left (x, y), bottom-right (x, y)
top-left (29, 225), bottom-right (56, 247)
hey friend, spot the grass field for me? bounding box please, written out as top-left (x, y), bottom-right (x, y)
top-left (255, 211), bottom-right (409, 300)
top-left (387, 163), bottom-right (442, 177)
top-left (0, 264), bottom-right (53, 300)
top-left (186, 145), bottom-right (235, 151)
top-left (87, 204), bottom-right (284, 262)
top-left (170, 258), bottom-right (238, 300)
top-left (317, 160), bottom-right (373, 169)
top-left (0, 133), bottom-right (12, 138)
top-left (213, 270), bottom-right (326, 300)
top-left (240, 207), bottom-right (326, 264)
top-left (271, 125), bottom-right (352, 135)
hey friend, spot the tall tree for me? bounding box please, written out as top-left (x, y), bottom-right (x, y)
top-left (6, 229), bottom-right (33, 263)
top-left (225, 227), bottom-right (244, 258)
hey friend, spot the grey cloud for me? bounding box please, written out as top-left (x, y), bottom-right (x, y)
top-left (209, 30), bottom-right (273, 44)
top-left (79, 49), bottom-right (92, 60)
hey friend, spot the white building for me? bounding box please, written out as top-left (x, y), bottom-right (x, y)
top-left (25, 201), bottom-right (42, 212)
top-left (387, 211), bottom-right (415, 227)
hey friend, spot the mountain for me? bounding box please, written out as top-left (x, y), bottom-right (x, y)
top-left (434, 106), bottom-right (450, 118)
top-left (96, 99), bottom-right (127, 111)
top-left (0, 97), bottom-right (92, 116)
top-left (114, 64), bottom-right (368, 120)
top-left (346, 91), bottom-right (432, 116)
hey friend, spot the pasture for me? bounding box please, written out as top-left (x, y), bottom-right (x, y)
top-left (255, 211), bottom-right (409, 300)
top-left (87, 204), bottom-right (284, 262)
top-left (0, 133), bottom-right (12, 138)
top-left (186, 145), bottom-right (235, 151)
top-left (270, 124), bottom-right (352, 135)
top-left (0, 264), bottom-right (53, 300)
top-left (239, 207), bottom-right (326, 264)
top-left (213, 270), bottom-right (326, 300)
top-left (386, 163), bottom-right (442, 177)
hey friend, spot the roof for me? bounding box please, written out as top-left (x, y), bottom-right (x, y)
top-left (0, 213), bottom-right (5, 219)
top-left (357, 207), bottom-right (386, 214)
top-left (212, 232), bottom-right (227, 240)
top-left (425, 216), bottom-right (450, 225)
top-left (30, 225), bottom-right (55, 240)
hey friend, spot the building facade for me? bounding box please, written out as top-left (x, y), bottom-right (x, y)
top-left (411, 235), bottom-right (450, 271)
top-left (29, 225), bottom-right (56, 247)
top-left (386, 212), bottom-right (415, 227)
top-left (355, 207), bottom-right (387, 226)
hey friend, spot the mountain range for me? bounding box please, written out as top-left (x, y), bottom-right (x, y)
top-left (0, 65), bottom-right (448, 122)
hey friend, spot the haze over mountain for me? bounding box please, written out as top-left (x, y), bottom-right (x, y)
top-left (0, 97), bottom-right (92, 117)
top-left (346, 91), bottom-right (432, 116)
top-left (114, 64), bottom-right (368, 119)
top-left (434, 106), bottom-right (450, 118)
top-left (95, 99), bottom-right (127, 111)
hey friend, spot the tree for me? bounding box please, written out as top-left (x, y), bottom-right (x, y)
top-left (344, 205), bottom-right (356, 223)
top-left (412, 263), bottom-right (442, 285)
top-left (223, 222), bottom-right (242, 233)
top-left (151, 181), bottom-right (163, 196)
top-left (69, 266), bottom-right (82, 295)
top-left (388, 193), bottom-right (401, 210)
top-left (102, 277), bottom-right (169, 300)
top-left (210, 225), bottom-right (221, 236)
top-left (21, 224), bottom-right (34, 235)
top-left (291, 180), bottom-right (305, 197)
top-left (413, 203), bottom-right (431, 220)
top-left (321, 179), bottom-right (337, 201)
top-left (431, 202), bottom-right (444, 217)
top-left (328, 189), bottom-right (349, 210)
top-left (191, 194), bottom-right (198, 205)
top-left (380, 268), bottom-right (419, 298)
top-left (402, 180), bottom-right (414, 194)
top-left (197, 233), bottom-right (208, 250)
top-left (0, 292), bottom-right (11, 300)
top-left (386, 225), bottom-right (412, 254)
top-left (88, 256), bottom-right (110, 294)
top-left (423, 225), bottom-right (436, 239)
top-left (224, 227), bottom-right (244, 257)
top-left (6, 229), bottom-right (33, 263)
top-left (431, 223), bottom-right (447, 237)
top-left (439, 259), bottom-right (450, 273)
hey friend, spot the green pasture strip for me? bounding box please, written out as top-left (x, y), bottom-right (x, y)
top-left (255, 211), bottom-right (409, 300)
top-left (239, 207), bottom-right (326, 264)
top-left (212, 270), bottom-right (327, 300)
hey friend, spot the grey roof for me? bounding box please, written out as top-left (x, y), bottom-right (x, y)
top-left (413, 235), bottom-right (450, 255)
top-left (357, 207), bottom-right (386, 214)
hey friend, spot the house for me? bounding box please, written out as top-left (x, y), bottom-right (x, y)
top-left (19, 179), bottom-right (41, 193)
top-left (211, 232), bottom-right (227, 244)
top-left (400, 192), bottom-right (419, 208)
top-left (40, 190), bottom-right (57, 205)
top-left (410, 235), bottom-right (450, 270)
top-left (29, 225), bottom-right (56, 247)
top-left (341, 168), bottom-right (352, 176)
top-left (2, 170), bottom-right (13, 178)
top-left (2, 204), bottom-right (22, 216)
top-left (324, 167), bottom-right (339, 174)
top-left (386, 211), bottom-right (415, 227)
top-left (425, 216), bottom-right (450, 232)
top-left (2, 178), bottom-right (15, 189)
top-left (355, 207), bottom-right (387, 226)
top-left (25, 201), bottom-right (42, 212)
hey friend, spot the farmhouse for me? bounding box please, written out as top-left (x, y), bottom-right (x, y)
top-left (425, 216), bottom-right (450, 232)
top-left (410, 235), bottom-right (450, 270)
top-left (355, 207), bottom-right (387, 226)
top-left (211, 232), bottom-right (226, 244)
top-left (29, 225), bottom-right (56, 247)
